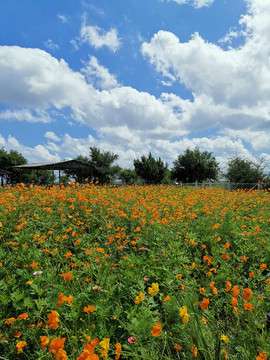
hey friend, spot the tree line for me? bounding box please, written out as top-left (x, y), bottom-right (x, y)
top-left (0, 146), bottom-right (269, 189)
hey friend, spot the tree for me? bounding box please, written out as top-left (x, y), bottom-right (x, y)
top-left (64, 155), bottom-right (92, 183)
top-left (0, 148), bottom-right (27, 183)
top-left (0, 148), bottom-right (54, 184)
top-left (133, 153), bottom-right (168, 184)
top-left (119, 169), bottom-right (138, 185)
top-left (171, 148), bottom-right (219, 183)
top-left (225, 157), bottom-right (265, 189)
top-left (65, 147), bottom-right (119, 185)
top-left (89, 147), bottom-right (119, 184)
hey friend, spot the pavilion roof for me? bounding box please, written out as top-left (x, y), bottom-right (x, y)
top-left (12, 159), bottom-right (91, 171)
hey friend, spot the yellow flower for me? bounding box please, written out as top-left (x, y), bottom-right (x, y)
top-left (135, 291), bottom-right (145, 304)
top-left (179, 306), bottom-right (190, 324)
top-left (148, 283), bottom-right (159, 297)
top-left (220, 334), bottom-right (229, 344)
top-left (99, 338), bottom-right (110, 359)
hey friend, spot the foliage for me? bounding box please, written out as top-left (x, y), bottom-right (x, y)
top-left (225, 157), bottom-right (266, 189)
top-left (172, 148), bottom-right (219, 183)
top-left (64, 155), bottom-right (92, 183)
top-left (0, 184), bottom-right (269, 359)
top-left (0, 148), bottom-right (54, 184)
top-left (119, 169), bottom-right (138, 185)
top-left (64, 148), bottom-right (119, 184)
top-left (89, 147), bottom-right (119, 184)
top-left (133, 152), bottom-right (168, 184)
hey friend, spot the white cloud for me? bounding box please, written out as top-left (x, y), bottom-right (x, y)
top-left (0, 108), bottom-right (51, 123)
top-left (44, 131), bottom-right (60, 142)
top-left (80, 25), bottom-right (121, 52)
top-left (162, 0), bottom-right (214, 8)
top-left (0, 134), bottom-right (61, 163)
top-left (81, 56), bottom-right (119, 89)
top-left (44, 39), bottom-right (59, 51)
top-left (1, 0), bottom-right (270, 169)
top-left (141, 0), bottom-right (270, 139)
top-left (57, 14), bottom-right (70, 23)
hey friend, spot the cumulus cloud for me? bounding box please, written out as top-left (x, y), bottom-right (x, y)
top-left (1, 0), bottom-right (270, 168)
top-left (0, 134), bottom-right (61, 163)
top-left (80, 25), bottom-right (121, 52)
top-left (44, 131), bottom-right (61, 142)
top-left (0, 108), bottom-right (51, 123)
top-left (81, 56), bottom-right (119, 90)
top-left (141, 0), bottom-right (270, 141)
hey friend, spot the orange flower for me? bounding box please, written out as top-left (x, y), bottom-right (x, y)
top-left (231, 285), bottom-right (241, 298)
top-left (225, 281), bottom-right (232, 292)
top-left (115, 343), bottom-right (122, 360)
top-left (59, 272), bottom-right (73, 282)
top-left (249, 272), bottom-right (255, 278)
top-left (40, 336), bottom-right (50, 348)
top-left (221, 253), bottom-right (229, 260)
top-left (30, 261), bottom-right (38, 268)
top-left (18, 313), bottom-right (28, 320)
top-left (77, 344), bottom-right (99, 360)
top-left (198, 287), bottom-right (206, 295)
top-left (49, 337), bottom-right (67, 360)
top-left (231, 297), bottom-right (238, 307)
top-left (243, 288), bottom-right (252, 301)
top-left (57, 293), bottom-right (73, 307)
top-left (256, 351), bottom-right (267, 360)
top-left (200, 298), bottom-right (210, 310)
top-left (260, 264), bottom-right (267, 271)
top-left (83, 305), bottom-right (95, 313)
top-left (174, 344), bottom-right (183, 351)
top-left (222, 349), bottom-right (228, 360)
top-left (5, 317), bottom-right (16, 325)
top-left (243, 302), bottom-right (254, 312)
top-left (47, 310), bottom-right (60, 330)
top-left (65, 251), bottom-right (72, 259)
top-left (151, 322), bottom-right (162, 337)
top-left (191, 344), bottom-right (198, 357)
top-left (223, 242), bottom-right (230, 249)
top-left (16, 340), bottom-right (27, 354)
top-left (163, 295), bottom-right (171, 302)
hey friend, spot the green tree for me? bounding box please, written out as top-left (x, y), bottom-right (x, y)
top-left (171, 148), bottom-right (219, 183)
top-left (225, 157), bottom-right (265, 189)
top-left (133, 153), bottom-right (168, 184)
top-left (0, 148), bottom-right (27, 183)
top-left (0, 148), bottom-right (55, 185)
top-left (89, 147), bottom-right (119, 184)
top-left (119, 169), bottom-right (138, 185)
top-left (64, 155), bottom-right (92, 183)
top-left (65, 148), bottom-right (119, 185)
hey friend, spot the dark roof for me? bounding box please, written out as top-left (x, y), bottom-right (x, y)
top-left (0, 169), bottom-right (11, 175)
top-left (12, 159), bottom-right (91, 171)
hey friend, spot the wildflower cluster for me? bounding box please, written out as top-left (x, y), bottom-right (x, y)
top-left (0, 183), bottom-right (269, 358)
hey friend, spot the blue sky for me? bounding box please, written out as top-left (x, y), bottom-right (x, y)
top-left (0, 0), bottom-right (269, 171)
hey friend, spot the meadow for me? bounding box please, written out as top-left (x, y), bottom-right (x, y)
top-left (0, 183), bottom-right (269, 360)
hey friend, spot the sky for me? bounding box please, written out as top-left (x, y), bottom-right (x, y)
top-left (0, 0), bottom-right (270, 172)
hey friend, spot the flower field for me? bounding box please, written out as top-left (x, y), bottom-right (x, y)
top-left (0, 183), bottom-right (269, 360)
